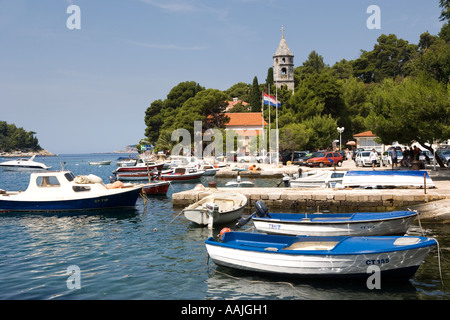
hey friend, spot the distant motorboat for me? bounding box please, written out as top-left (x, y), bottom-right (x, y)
top-left (341, 170), bottom-right (435, 189)
top-left (0, 155), bottom-right (51, 171)
top-left (88, 160), bottom-right (111, 166)
top-left (0, 171), bottom-right (142, 212)
top-left (183, 192), bottom-right (248, 228)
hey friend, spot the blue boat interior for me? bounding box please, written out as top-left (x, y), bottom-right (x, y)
top-left (208, 232), bottom-right (436, 255)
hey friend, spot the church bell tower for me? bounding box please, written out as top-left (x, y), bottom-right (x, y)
top-left (273, 26), bottom-right (295, 92)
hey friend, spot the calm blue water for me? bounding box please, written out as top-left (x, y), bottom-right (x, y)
top-left (0, 154), bottom-right (449, 300)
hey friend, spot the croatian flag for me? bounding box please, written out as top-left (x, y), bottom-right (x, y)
top-left (263, 93), bottom-right (281, 108)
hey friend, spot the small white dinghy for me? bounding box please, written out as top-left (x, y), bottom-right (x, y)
top-left (183, 192), bottom-right (248, 228)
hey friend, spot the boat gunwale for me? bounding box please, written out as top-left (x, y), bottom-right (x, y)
top-left (251, 211), bottom-right (418, 225)
top-left (205, 233), bottom-right (437, 256)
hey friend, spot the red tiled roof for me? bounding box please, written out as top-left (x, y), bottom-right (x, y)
top-left (353, 131), bottom-right (376, 137)
top-left (225, 113), bottom-right (268, 126)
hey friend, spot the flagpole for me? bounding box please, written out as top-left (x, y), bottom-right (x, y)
top-left (268, 86), bottom-right (271, 164)
top-left (261, 91), bottom-right (265, 158)
top-left (275, 82), bottom-right (279, 165)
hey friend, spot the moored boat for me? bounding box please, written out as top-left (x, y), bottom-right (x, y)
top-left (247, 201), bottom-right (418, 236)
top-left (141, 181), bottom-right (171, 195)
top-left (183, 192), bottom-right (248, 228)
top-left (88, 160), bottom-right (111, 165)
top-left (289, 170), bottom-right (346, 188)
top-left (161, 167), bottom-right (204, 182)
top-left (0, 155), bottom-right (51, 171)
top-left (0, 170), bottom-right (142, 212)
top-left (341, 170), bottom-right (435, 189)
top-left (205, 231), bottom-right (437, 279)
top-left (114, 159), bottom-right (164, 173)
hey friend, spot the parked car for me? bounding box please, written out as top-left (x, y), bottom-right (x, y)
top-left (436, 149), bottom-right (450, 167)
top-left (352, 148), bottom-right (364, 161)
top-left (306, 151), bottom-right (343, 167)
top-left (381, 150), bottom-right (403, 166)
top-left (355, 150), bottom-right (380, 167)
top-left (280, 151), bottom-right (309, 165)
top-left (418, 150), bottom-right (433, 164)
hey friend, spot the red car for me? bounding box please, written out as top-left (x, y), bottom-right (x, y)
top-left (306, 151), bottom-right (343, 167)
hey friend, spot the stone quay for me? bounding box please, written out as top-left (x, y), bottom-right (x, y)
top-left (172, 161), bottom-right (450, 222)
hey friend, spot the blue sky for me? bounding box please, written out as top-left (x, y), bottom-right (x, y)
top-left (0, 0), bottom-right (444, 154)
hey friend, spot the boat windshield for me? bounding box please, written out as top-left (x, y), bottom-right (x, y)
top-left (64, 172), bottom-right (75, 182)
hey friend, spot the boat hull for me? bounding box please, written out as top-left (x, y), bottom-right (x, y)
top-left (252, 211), bottom-right (418, 236)
top-left (142, 181), bottom-right (170, 195)
top-left (0, 187), bottom-right (142, 213)
top-left (183, 192), bottom-right (248, 226)
top-left (184, 207), bottom-right (245, 226)
top-left (342, 170), bottom-right (435, 188)
top-left (161, 173), bottom-right (204, 182)
top-left (205, 233), bottom-right (437, 279)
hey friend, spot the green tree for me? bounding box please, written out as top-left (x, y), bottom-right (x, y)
top-left (303, 114), bottom-right (338, 150)
top-left (279, 123), bottom-right (311, 151)
top-left (249, 76), bottom-right (261, 112)
top-left (366, 75), bottom-right (450, 166)
top-left (144, 99), bottom-right (164, 144)
top-left (440, 0), bottom-right (450, 21)
top-left (353, 34), bottom-right (418, 83)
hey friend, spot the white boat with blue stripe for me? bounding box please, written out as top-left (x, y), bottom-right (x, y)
top-left (247, 201), bottom-right (418, 236)
top-left (341, 170), bottom-right (435, 189)
top-left (0, 170), bottom-right (142, 213)
top-left (205, 232), bottom-right (437, 279)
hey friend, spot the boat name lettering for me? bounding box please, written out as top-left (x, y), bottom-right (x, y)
top-left (268, 224), bottom-right (281, 230)
top-left (94, 198), bottom-right (109, 203)
top-left (366, 258), bottom-right (390, 265)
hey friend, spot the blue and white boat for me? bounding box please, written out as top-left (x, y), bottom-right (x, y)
top-left (341, 170), bottom-right (435, 189)
top-left (0, 170), bottom-right (142, 213)
top-left (205, 232), bottom-right (437, 279)
top-left (249, 201), bottom-right (418, 236)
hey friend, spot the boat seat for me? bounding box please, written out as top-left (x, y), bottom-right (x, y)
top-left (284, 241), bottom-right (339, 251)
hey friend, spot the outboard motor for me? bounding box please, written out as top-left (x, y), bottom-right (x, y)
top-left (235, 200), bottom-right (271, 228)
top-left (254, 200), bottom-right (270, 218)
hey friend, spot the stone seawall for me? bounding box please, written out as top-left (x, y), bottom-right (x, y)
top-left (172, 185), bottom-right (450, 213)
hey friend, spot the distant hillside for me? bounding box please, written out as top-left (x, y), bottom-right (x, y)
top-left (0, 121), bottom-right (42, 152)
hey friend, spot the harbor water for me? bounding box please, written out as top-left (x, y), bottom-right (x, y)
top-left (0, 154), bottom-right (449, 300)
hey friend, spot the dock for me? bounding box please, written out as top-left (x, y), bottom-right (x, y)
top-left (172, 162), bottom-right (450, 221)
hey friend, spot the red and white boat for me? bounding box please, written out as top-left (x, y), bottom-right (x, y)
top-left (161, 167), bottom-right (204, 182)
top-left (141, 181), bottom-right (171, 195)
top-left (114, 159), bottom-right (164, 173)
top-left (115, 171), bottom-right (158, 181)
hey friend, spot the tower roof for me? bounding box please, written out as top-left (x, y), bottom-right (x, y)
top-left (274, 27), bottom-right (293, 57)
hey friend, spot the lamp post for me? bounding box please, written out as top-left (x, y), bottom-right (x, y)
top-left (337, 127), bottom-right (345, 150)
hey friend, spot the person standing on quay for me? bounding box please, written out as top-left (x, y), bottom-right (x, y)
top-left (370, 148), bottom-right (378, 169)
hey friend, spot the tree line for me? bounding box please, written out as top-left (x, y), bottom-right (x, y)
top-left (143, 1), bottom-right (450, 166)
top-left (0, 121), bottom-right (42, 153)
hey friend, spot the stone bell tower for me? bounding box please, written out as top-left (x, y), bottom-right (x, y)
top-left (273, 26), bottom-right (295, 92)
